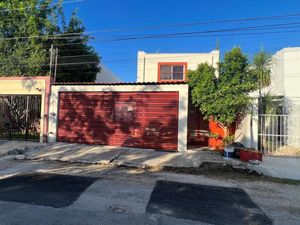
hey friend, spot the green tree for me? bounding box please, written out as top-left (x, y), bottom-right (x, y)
top-left (0, 0), bottom-right (100, 81)
top-left (252, 49), bottom-right (272, 88)
top-left (188, 47), bottom-right (257, 138)
top-left (54, 12), bottom-right (100, 82)
top-left (251, 49), bottom-right (273, 114)
top-left (0, 0), bottom-right (54, 76)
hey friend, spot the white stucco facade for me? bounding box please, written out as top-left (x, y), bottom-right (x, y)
top-left (136, 50), bottom-right (220, 82)
top-left (236, 47), bottom-right (300, 149)
top-left (48, 84), bottom-right (189, 152)
top-left (278, 47), bottom-right (300, 114)
top-left (260, 47), bottom-right (300, 113)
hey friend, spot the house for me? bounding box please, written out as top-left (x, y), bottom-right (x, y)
top-left (95, 64), bottom-right (122, 83)
top-left (137, 50), bottom-right (220, 82)
top-left (137, 50), bottom-right (221, 148)
top-left (46, 49), bottom-right (220, 152)
top-left (271, 47), bottom-right (300, 114)
top-left (4, 48), bottom-right (296, 154)
top-left (47, 82), bottom-right (189, 151)
top-left (236, 47), bottom-right (300, 153)
top-left (0, 76), bottom-right (51, 143)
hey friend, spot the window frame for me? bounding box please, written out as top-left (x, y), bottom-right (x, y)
top-left (157, 62), bottom-right (188, 82)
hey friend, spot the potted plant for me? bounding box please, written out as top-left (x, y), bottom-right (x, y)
top-left (222, 134), bottom-right (235, 159)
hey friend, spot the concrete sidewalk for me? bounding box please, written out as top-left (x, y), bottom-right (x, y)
top-left (2, 141), bottom-right (300, 180)
top-left (0, 141), bottom-right (245, 171)
top-left (248, 156), bottom-right (300, 180)
top-left (0, 141), bottom-right (46, 156)
top-left (22, 142), bottom-right (241, 170)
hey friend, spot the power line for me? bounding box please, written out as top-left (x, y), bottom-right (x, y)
top-left (0, 61), bottom-right (98, 68)
top-left (2, 13), bottom-right (300, 41)
top-left (1, 39), bottom-right (299, 65)
top-left (39, 12), bottom-right (300, 35)
top-left (2, 51), bottom-right (300, 68)
top-left (0, 0), bottom-right (84, 13)
top-left (55, 31), bottom-right (300, 56)
top-left (2, 28), bottom-right (300, 64)
top-left (101, 22), bottom-right (300, 42)
top-left (52, 22), bottom-right (300, 47)
top-left (55, 27), bottom-right (300, 48)
top-left (57, 61), bottom-right (99, 66)
top-left (0, 26), bottom-right (295, 62)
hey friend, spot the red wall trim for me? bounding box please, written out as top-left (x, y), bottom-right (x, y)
top-left (157, 62), bottom-right (188, 83)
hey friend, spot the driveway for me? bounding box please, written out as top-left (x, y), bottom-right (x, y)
top-left (0, 158), bottom-right (299, 225)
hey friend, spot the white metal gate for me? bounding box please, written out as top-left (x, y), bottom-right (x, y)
top-left (258, 114), bottom-right (300, 154)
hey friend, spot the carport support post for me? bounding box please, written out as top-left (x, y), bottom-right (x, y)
top-left (178, 85), bottom-right (189, 153)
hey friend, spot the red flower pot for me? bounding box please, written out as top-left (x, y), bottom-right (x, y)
top-left (240, 149), bottom-right (262, 162)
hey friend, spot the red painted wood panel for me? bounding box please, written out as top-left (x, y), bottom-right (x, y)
top-left (187, 99), bottom-right (209, 147)
top-left (57, 92), bottom-right (179, 150)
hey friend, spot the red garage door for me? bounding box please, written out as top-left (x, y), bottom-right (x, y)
top-left (57, 92), bottom-right (179, 150)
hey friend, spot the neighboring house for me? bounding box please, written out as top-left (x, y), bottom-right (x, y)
top-left (136, 50), bottom-right (220, 83)
top-left (0, 76), bottom-right (51, 143)
top-left (271, 47), bottom-right (300, 114)
top-left (236, 47), bottom-right (300, 152)
top-left (95, 64), bottom-right (122, 83)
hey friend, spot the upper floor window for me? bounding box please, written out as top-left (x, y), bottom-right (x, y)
top-left (158, 62), bottom-right (187, 82)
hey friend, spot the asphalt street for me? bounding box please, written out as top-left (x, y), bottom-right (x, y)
top-left (0, 158), bottom-right (298, 225)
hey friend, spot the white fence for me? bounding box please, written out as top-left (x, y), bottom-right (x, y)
top-left (258, 114), bottom-right (300, 154)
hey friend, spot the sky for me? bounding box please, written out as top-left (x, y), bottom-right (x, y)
top-left (63, 0), bottom-right (300, 82)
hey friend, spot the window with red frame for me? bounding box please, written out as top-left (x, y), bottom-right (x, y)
top-left (158, 63), bottom-right (186, 81)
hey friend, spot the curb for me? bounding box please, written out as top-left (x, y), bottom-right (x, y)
top-left (19, 154), bottom-right (258, 176)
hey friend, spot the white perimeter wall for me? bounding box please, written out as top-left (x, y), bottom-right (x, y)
top-left (48, 84), bottom-right (189, 152)
top-left (235, 102), bottom-right (259, 149)
top-left (137, 50), bottom-right (220, 82)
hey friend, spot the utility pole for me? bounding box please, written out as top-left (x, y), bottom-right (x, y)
top-left (49, 44), bottom-right (54, 77)
top-left (53, 48), bottom-right (59, 83)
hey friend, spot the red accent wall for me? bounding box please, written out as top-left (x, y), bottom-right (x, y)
top-left (187, 103), bottom-right (209, 147)
top-left (208, 120), bottom-right (236, 150)
top-left (208, 120), bottom-right (224, 149)
top-left (57, 91), bottom-right (179, 151)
